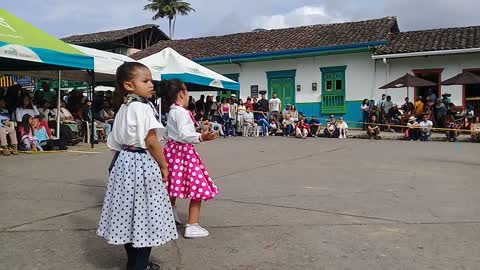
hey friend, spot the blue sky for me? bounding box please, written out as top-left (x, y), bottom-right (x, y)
top-left (3, 0), bottom-right (479, 39)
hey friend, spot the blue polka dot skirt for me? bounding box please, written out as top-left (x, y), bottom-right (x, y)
top-left (97, 150), bottom-right (178, 248)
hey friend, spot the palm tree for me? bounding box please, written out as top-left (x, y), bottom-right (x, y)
top-left (144, 0), bottom-right (195, 39)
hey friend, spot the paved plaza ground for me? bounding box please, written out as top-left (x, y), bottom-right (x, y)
top-left (1, 137), bottom-right (480, 270)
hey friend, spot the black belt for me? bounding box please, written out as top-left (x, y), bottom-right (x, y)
top-left (122, 145), bottom-right (146, 153)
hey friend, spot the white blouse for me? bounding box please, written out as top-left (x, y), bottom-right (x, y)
top-left (107, 102), bottom-right (164, 151)
top-left (166, 104), bottom-right (201, 145)
top-left (52, 108), bottom-right (73, 120)
top-left (15, 106), bottom-right (40, 122)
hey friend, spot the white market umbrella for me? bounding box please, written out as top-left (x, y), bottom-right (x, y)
top-left (138, 47), bottom-right (240, 91)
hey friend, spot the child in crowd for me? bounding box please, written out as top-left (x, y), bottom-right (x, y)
top-left (32, 116), bottom-right (67, 151)
top-left (295, 118), bottom-right (308, 139)
top-left (336, 117), bottom-right (348, 139)
top-left (97, 62), bottom-right (177, 270)
top-left (405, 116), bottom-right (420, 141)
top-left (18, 114), bottom-right (40, 151)
top-left (269, 113), bottom-right (280, 135)
top-left (161, 79), bottom-right (219, 238)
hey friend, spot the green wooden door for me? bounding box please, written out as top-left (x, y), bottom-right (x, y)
top-left (282, 78), bottom-right (295, 106)
top-left (218, 73), bottom-right (239, 100)
top-left (320, 66), bottom-right (347, 114)
top-left (269, 77), bottom-right (295, 107)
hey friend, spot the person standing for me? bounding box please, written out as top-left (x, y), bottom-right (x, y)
top-left (97, 62), bottom-right (177, 270)
top-left (361, 99), bottom-right (370, 130)
top-left (414, 96), bottom-right (425, 120)
top-left (269, 93), bottom-right (282, 119)
top-left (160, 79), bottom-right (219, 238)
top-left (257, 91), bottom-right (269, 113)
top-left (381, 95), bottom-right (394, 114)
top-left (434, 99), bottom-right (447, 128)
top-left (402, 97), bottom-right (415, 115)
top-left (195, 95), bottom-right (205, 114)
top-left (237, 99), bottom-right (246, 131)
top-left (42, 82), bottom-right (57, 104)
top-left (204, 95), bottom-right (213, 119)
top-left (229, 97), bottom-right (238, 131)
top-left (378, 94), bottom-right (386, 108)
top-left (210, 96), bottom-right (221, 123)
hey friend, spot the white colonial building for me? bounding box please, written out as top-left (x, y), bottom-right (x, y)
top-left (132, 17), bottom-right (480, 127)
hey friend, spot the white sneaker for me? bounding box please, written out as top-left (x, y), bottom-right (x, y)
top-left (172, 206), bottom-right (182, 224)
top-left (184, 223), bottom-right (209, 238)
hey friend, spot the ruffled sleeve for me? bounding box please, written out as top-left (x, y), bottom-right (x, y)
top-left (168, 107), bottom-right (201, 144)
top-left (135, 103), bottom-right (163, 148)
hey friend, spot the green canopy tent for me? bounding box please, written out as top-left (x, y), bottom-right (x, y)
top-left (0, 8), bottom-right (96, 147)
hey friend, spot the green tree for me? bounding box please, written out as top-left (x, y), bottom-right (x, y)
top-left (144, 0), bottom-right (195, 39)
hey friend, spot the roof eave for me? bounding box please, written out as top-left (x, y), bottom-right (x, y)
top-left (372, 47), bottom-right (480, 59)
top-left (194, 40), bottom-right (389, 65)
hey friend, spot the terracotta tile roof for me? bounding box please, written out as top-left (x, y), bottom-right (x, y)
top-left (131, 17), bottom-right (399, 60)
top-left (375, 26), bottom-right (480, 55)
top-left (62, 24), bottom-right (168, 44)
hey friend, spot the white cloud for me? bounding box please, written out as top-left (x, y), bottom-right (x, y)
top-left (252, 5), bottom-right (349, 30)
top-left (5, 0), bottom-right (480, 39)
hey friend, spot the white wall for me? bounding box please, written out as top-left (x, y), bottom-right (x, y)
top-left (195, 52), bottom-right (480, 106)
top-left (205, 52), bottom-right (374, 103)
top-left (374, 53), bottom-right (480, 106)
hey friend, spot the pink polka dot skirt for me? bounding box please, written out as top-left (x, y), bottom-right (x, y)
top-left (164, 140), bottom-right (219, 201)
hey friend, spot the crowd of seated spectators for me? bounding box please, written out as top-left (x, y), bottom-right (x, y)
top-left (181, 91), bottom-right (357, 140)
top-left (363, 92), bottom-right (480, 142)
top-left (2, 82), bottom-right (477, 156)
top-left (0, 82), bottom-right (117, 155)
top-left (184, 91), bottom-right (479, 143)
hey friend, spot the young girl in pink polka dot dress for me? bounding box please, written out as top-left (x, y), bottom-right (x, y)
top-left (160, 79), bottom-right (219, 238)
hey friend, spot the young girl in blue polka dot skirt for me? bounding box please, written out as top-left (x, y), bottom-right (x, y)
top-left (97, 62), bottom-right (177, 270)
top-left (160, 79), bottom-right (219, 238)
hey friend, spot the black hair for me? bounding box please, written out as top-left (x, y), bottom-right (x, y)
top-left (20, 114), bottom-right (32, 134)
top-left (112, 62), bottom-right (150, 111)
top-left (158, 79), bottom-right (186, 111)
top-left (19, 94), bottom-right (33, 109)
